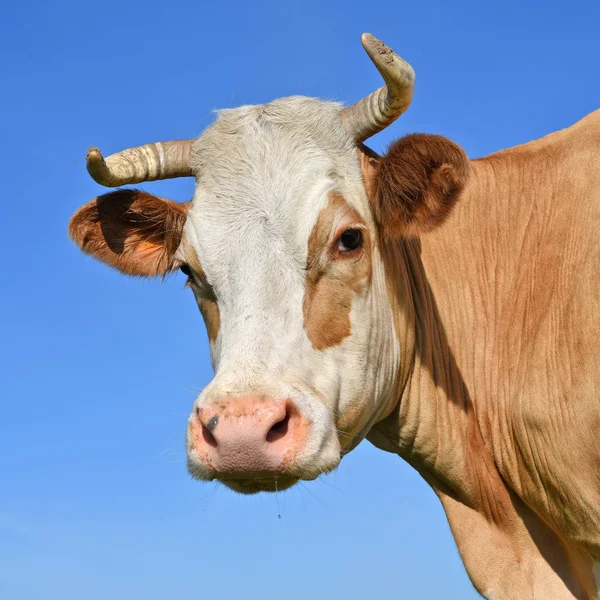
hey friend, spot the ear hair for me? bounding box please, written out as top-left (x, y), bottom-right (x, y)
top-left (68, 189), bottom-right (189, 277)
top-left (371, 133), bottom-right (469, 237)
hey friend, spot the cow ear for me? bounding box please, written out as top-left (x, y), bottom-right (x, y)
top-left (367, 134), bottom-right (469, 237)
top-left (68, 189), bottom-right (189, 277)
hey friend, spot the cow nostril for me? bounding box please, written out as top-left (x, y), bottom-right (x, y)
top-left (201, 424), bottom-right (218, 448)
top-left (266, 410), bottom-right (290, 443)
top-left (196, 407), bottom-right (218, 448)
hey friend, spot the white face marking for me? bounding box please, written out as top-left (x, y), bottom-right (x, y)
top-left (180, 97), bottom-right (401, 486)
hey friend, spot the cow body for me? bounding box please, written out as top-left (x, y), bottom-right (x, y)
top-left (368, 110), bottom-right (600, 598)
top-left (68, 34), bottom-right (600, 599)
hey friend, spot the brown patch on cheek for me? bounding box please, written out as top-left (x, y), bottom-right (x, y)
top-left (198, 298), bottom-right (220, 343)
top-left (180, 234), bottom-right (220, 343)
top-left (303, 192), bottom-right (372, 351)
top-left (304, 276), bottom-right (353, 350)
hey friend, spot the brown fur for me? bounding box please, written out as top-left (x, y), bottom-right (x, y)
top-left (368, 110), bottom-right (600, 598)
top-left (198, 297), bottom-right (220, 343)
top-left (178, 235), bottom-right (220, 343)
top-left (371, 133), bottom-right (470, 237)
top-left (68, 189), bottom-right (188, 277)
top-left (303, 192), bottom-right (372, 350)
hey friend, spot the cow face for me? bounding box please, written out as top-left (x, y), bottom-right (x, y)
top-left (69, 97), bottom-right (402, 493)
top-left (69, 94), bottom-right (469, 494)
top-left (69, 35), bottom-right (468, 494)
top-left (177, 98), bottom-right (402, 493)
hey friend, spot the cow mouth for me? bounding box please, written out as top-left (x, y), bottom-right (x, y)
top-left (219, 476), bottom-right (299, 495)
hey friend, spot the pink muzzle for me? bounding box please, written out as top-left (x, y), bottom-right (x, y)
top-left (189, 395), bottom-right (309, 478)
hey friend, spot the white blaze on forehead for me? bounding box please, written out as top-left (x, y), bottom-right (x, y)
top-left (189, 97), bottom-right (370, 221)
top-left (182, 97), bottom-right (371, 372)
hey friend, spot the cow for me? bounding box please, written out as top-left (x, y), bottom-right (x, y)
top-left (68, 33), bottom-right (600, 599)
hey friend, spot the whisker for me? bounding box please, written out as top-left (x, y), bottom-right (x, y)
top-left (316, 474), bottom-right (345, 494)
top-left (295, 482), bottom-right (307, 513)
top-left (299, 481), bottom-right (328, 509)
top-left (198, 481), bottom-right (219, 503)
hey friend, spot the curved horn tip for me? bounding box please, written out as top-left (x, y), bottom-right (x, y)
top-left (86, 146), bottom-right (112, 186)
top-left (361, 33), bottom-right (392, 60)
top-left (360, 32), bottom-right (415, 85)
top-left (86, 146), bottom-right (104, 165)
top-left (361, 32), bottom-right (378, 49)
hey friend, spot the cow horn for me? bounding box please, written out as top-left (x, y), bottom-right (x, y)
top-left (86, 140), bottom-right (193, 187)
top-left (341, 33), bottom-right (415, 142)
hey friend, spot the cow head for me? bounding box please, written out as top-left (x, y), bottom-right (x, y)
top-left (69, 35), bottom-right (468, 494)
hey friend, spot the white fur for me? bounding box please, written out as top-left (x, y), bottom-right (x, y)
top-left (180, 97), bottom-right (400, 482)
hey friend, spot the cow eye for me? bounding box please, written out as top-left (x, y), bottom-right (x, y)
top-left (179, 264), bottom-right (192, 277)
top-left (338, 229), bottom-right (363, 252)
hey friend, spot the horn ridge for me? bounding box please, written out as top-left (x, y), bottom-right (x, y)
top-left (86, 140), bottom-right (193, 187)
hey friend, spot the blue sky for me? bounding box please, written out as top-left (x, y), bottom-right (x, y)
top-left (1, 0), bottom-right (598, 598)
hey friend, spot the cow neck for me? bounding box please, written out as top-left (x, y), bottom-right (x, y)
top-left (368, 133), bottom-right (600, 598)
top-left (368, 159), bottom-right (515, 513)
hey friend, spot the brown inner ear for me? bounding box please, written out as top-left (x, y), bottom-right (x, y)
top-left (359, 134), bottom-right (469, 238)
top-left (69, 189), bottom-right (189, 277)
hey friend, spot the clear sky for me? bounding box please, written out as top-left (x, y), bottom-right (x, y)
top-left (1, 1), bottom-right (598, 598)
